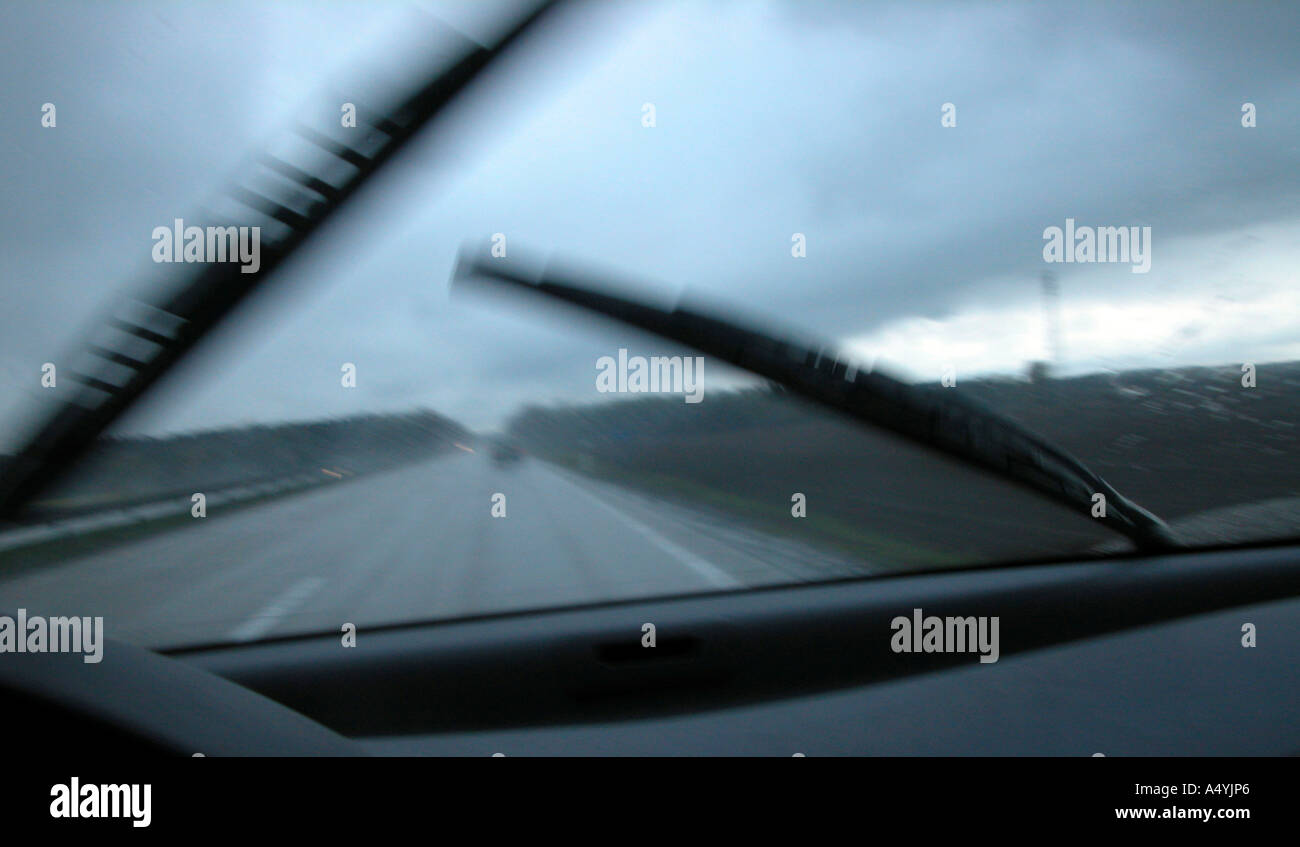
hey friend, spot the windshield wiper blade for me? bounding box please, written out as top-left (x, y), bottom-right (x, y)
top-left (0, 0), bottom-right (566, 522)
top-left (453, 250), bottom-right (1178, 551)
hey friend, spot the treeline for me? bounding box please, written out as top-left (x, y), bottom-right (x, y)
top-left (507, 389), bottom-right (807, 453)
top-left (509, 361), bottom-right (1300, 464)
top-left (27, 409), bottom-right (470, 519)
top-left (508, 361), bottom-right (1300, 502)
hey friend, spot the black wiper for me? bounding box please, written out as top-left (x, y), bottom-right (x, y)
top-left (452, 250), bottom-right (1178, 552)
top-left (0, 0), bottom-right (566, 521)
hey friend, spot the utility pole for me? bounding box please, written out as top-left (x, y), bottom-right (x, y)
top-left (1041, 270), bottom-right (1062, 374)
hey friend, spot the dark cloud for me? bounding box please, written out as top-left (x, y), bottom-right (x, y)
top-left (2, 0), bottom-right (1298, 444)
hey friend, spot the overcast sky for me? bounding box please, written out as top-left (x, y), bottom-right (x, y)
top-left (2, 0), bottom-right (1298, 447)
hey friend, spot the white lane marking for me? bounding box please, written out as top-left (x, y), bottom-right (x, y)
top-left (559, 474), bottom-right (741, 589)
top-left (558, 469), bottom-right (875, 578)
top-left (227, 577), bottom-right (325, 642)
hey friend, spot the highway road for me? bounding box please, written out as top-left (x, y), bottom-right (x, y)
top-left (0, 453), bottom-right (872, 648)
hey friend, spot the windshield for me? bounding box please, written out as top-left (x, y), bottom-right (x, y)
top-left (1, 0), bottom-right (1298, 649)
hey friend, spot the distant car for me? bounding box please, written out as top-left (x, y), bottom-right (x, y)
top-left (491, 440), bottom-right (524, 465)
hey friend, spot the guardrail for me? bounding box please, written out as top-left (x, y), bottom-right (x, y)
top-left (0, 472), bottom-right (330, 555)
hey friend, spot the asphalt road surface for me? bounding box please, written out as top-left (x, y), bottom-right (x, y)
top-left (0, 453), bottom-right (871, 648)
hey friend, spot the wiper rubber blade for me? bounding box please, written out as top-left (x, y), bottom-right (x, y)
top-left (453, 251), bottom-right (1178, 552)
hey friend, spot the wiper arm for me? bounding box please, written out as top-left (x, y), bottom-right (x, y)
top-left (0, 0), bottom-right (566, 521)
top-left (453, 250), bottom-right (1178, 552)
